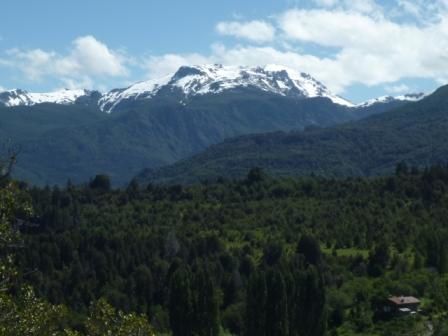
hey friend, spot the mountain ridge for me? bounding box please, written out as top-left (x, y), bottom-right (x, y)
top-left (0, 64), bottom-right (425, 113)
top-left (136, 85), bottom-right (448, 185)
top-left (0, 64), bottom-right (430, 186)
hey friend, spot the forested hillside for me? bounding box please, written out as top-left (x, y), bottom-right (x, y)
top-left (139, 85), bottom-right (448, 185)
top-left (1, 87), bottom-right (407, 186)
top-left (5, 165), bottom-right (448, 335)
top-left (16, 94), bottom-right (355, 185)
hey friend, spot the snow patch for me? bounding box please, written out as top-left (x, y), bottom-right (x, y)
top-left (98, 75), bottom-right (171, 113)
top-left (0, 88), bottom-right (89, 107)
top-left (357, 93), bottom-right (426, 107)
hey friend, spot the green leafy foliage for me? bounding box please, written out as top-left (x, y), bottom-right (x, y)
top-left (86, 298), bottom-right (155, 336)
top-left (0, 158), bottom-right (155, 335)
top-left (10, 165), bottom-right (448, 334)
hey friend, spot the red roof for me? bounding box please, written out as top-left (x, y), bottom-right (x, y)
top-left (388, 296), bottom-right (420, 305)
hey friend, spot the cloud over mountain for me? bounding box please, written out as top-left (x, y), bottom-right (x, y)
top-left (1, 36), bottom-right (128, 89)
top-left (216, 20), bottom-right (275, 43)
top-left (146, 1), bottom-right (448, 95)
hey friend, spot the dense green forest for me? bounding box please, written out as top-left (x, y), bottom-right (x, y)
top-left (139, 85), bottom-right (448, 185)
top-left (2, 89), bottom-right (402, 186)
top-left (0, 161), bottom-right (156, 335)
top-left (2, 163), bottom-right (448, 335)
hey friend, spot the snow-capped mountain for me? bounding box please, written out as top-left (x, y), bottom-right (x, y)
top-left (0, 64), bottom-right (354, 112)
top-left (357, 93), bottom-right (426, 108)
top-left (98, 75), bottom-right (172, 113)
top-left (0, 64), bottom-right (427, 114)
top-left (0, 88), bottom-right (95, 107)
top-left (98, 64), bottom-right (354, 113)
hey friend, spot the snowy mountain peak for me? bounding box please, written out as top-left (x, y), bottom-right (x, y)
top-left (357, 92), bottom-right (426, 108)
top-left (172, 65), bottom-right (208, 80)
top-left (0, 88), bottom-right (93, 107)
top-left (1, 64), bottom-right (355, 112)
top-left (97, 75), bottom-right (172, 113)
top-left (98, 64), bottom-right (353, 113)
top-left (1, 65), bottom-right (432, 115)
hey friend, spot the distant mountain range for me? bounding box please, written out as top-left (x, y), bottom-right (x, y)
top-left (357, 93), bottom-right (426, 108)
top-left (137, 85), bottom-right (448, 185)
top-left (0, 64), bottom-right (427, 185)
top-left (0, 64), bottom-right (422, 111)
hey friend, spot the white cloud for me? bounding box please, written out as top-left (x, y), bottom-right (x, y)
top-left (396, 0), bottom-right (422, 17)
top-left (144, 53), bottom-right (211, 79)
top-left (348, 0), bottom-right (382, 15)
top-left (274, 8), bottom-right (448, 89)
top-left (216, 20), bottom-right (275, 43)
top-left (391, 0), bottom-right (448, 24)
top-left (144, 4), bottom-right (448, 96)
top-left (59, 76), bottom-right (95, 91)
top-left (5, 48), bottom-right (55, 81)
top-left (313, 0), bottom-right (340, 7)
top-left (385, 83), bottom-right (410, 94)
top-left (70, 36), bottom-right (127, 77)
top-left (1, 35), bottom-right (128, 89)
top-left (312, 0), bottom-right (383, 16)
top-left (279, 9), bottom-right (400, 50)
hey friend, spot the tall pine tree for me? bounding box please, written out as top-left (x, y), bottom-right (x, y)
top-left (292, 266), bottom-right (326, 336)
top-left (245, 270), bottom-right (267, 336)
top-left (265, 270), bottom-right (288, 336)
top-left (193, 263), bottom-right (220, 336)
top-left (169, 266), bottom-right (194, 336)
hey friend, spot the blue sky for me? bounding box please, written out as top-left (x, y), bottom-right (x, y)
top-left (1, 0), bottom-right (447, 103)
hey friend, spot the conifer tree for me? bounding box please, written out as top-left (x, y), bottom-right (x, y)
top-left (293, 266), bottom-right (327, 336)
top-left (169, 266), bottom-right (194, 336)
top-left (245, 270), bottom-right (267, 336)
top-left (265, 270), bottom-right (288, 336)
top-left (193, 263), bottom-right (220, 336)
top-left (297, 234), bottom-right (322, 267)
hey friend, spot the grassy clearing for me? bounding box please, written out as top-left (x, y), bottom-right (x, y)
top-left (322, 246), bottom-right (369, 258)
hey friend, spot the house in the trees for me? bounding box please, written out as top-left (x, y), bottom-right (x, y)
top-left (383, 296), bottom-right (420, 316)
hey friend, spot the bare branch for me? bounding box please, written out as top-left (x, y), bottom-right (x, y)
top-left (0, 140), bottom-right (21, 182)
